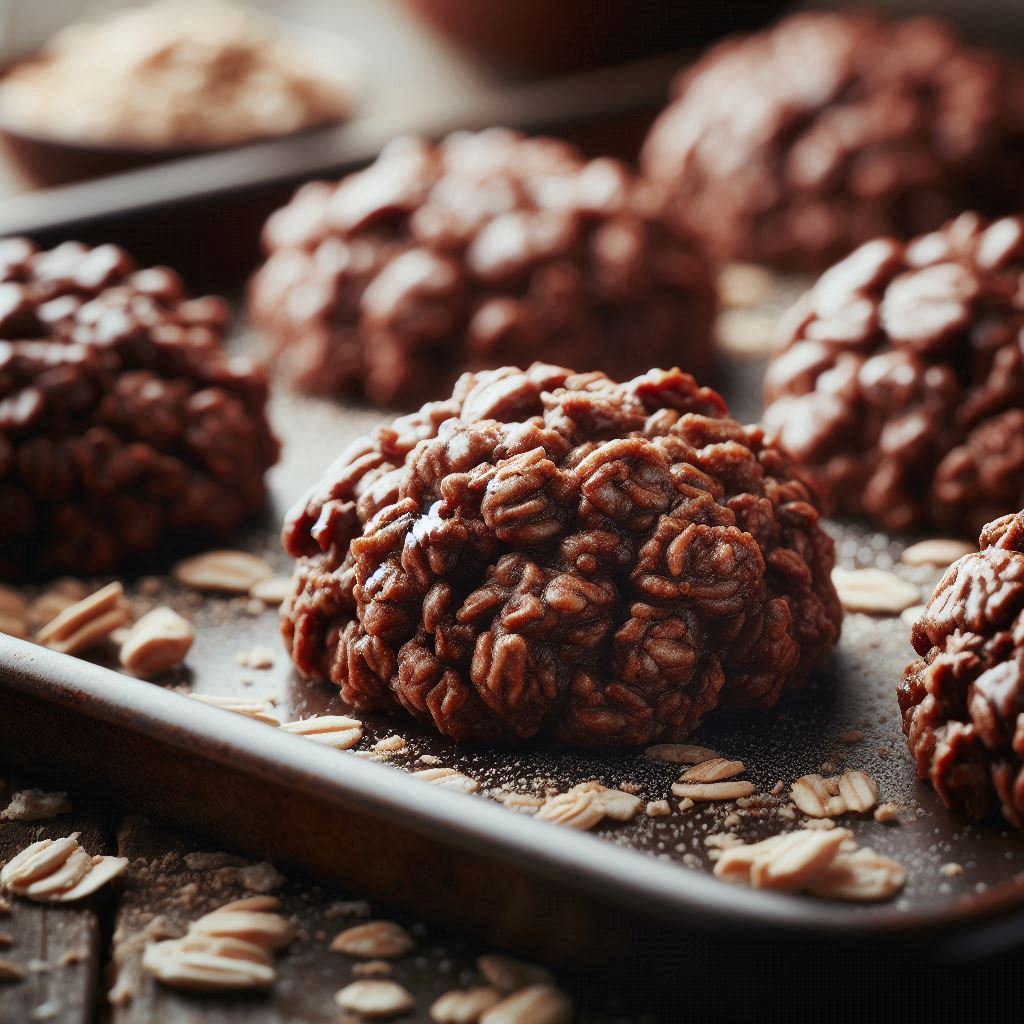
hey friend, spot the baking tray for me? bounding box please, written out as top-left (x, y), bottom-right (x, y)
top-left (3, 330), bottom-right (1024, 1015)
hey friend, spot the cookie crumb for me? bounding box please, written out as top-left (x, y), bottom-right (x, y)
top-left (1, 789), bottom-right (71, 822)
top-left (874, 802), bottom-right (901, 824)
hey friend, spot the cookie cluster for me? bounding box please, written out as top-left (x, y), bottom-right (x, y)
top-left (0, 239), bottom-right (278, 579)
top-left (763, 214), bottom-right (1024, 536)
top-left (282, 364), bottom-right (841, 745)
top-left (901, 512), bottom-right (1024, 830)
top-left (642, 12), bottom-right (1024, 271)
top-left (250, 129), bottom-right (717, 406)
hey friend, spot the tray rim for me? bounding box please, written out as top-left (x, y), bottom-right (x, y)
top-left (4, 634), bottom-right (1024, 955)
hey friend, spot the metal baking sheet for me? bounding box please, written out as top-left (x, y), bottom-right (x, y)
top-left (3, 312), bottom-right (1024, 1015)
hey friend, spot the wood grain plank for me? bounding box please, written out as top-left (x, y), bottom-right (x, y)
top-left (0, 776), bottom-right (111, 1024)
top-left (107, 815), bottom-right (619, 1024)
top-left (108, 815), bottom-right (473, 1023)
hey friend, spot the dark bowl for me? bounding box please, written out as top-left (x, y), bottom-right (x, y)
top-left (403, 0), bottom-right (788, 75)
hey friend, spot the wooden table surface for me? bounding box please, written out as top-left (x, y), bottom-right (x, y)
top-left (0, 767), bottom-right (655, 1023)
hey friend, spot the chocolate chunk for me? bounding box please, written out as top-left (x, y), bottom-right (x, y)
top-left (641, 12), bottom-right (1024, 272)
top-left (249, 129), bottom-right (717, 406)
top-left (900, 511), bottom-right (1024, 829)
top-left (762, 213), bottom-right (1024, 535)
top-left (281, 364), bottom-right (841, 746)
top-left (0, 239), bottom-right (278, 579)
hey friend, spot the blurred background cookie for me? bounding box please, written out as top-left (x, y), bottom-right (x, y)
top-left (641, 11), bottom-right (1024, 272)
top-left (762, 213), bottom-right (1024, 535)
top-left (249, 129), bottom-right (717, 406)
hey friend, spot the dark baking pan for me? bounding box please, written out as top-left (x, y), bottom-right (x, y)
top-left (2, 349), bottom-right (1024, 1015)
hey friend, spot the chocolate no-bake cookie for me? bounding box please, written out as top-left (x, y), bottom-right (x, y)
top-left (641, 12), bottom-right (1024, 272)
top-left (282, 363), bottom-right (841, 745)
top-left (901, 511), bottom-right (1024, 830)
top-left (762, 213), bottom-right (1024, 535)
top-left (249, 129), bottom-right (717, 406)
top-left (0, 239), bottom-right (278, 579)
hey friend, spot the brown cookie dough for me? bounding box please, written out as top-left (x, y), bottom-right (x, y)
top-left (901, 511), bottom-right (1024, 829)
top-left (0, 239), bottom-right (279, 579)
top-left (762, 213), bottom-right (1024, 535)
top-left (249, 129), bottom-right (717, 406)
top-left (641, 12), bottom-right (1024, 272)
top-left (281, 363), bottom-right (841, 746)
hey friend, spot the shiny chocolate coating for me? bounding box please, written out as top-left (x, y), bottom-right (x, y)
top-left (642, 12), bottom-right (1024, 272)
top-left (281, 363), bottom-right (841, 746)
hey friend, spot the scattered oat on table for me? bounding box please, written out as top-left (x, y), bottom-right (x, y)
top-left (280, 715), bottom-right (364, 751)
top-left (802, 818), bottom-right (836, 831)
top-left (645, 800), bottom-right (671, 818)
top-left (718, 262), bottom-right (775, 309)
top-left (790, 770), bottom-right (879, 818)
top-left (671, 781), bottom-right (754, 802)
top-left (477, 954), bottom-right (553, 993)
top-left (715, 828), bottom-right (905, 902)
top-left (0, 832), bottom-right (127, 903)
top-left (831, 567), bottom-right (921, 615)
top-left (716, 308), bottom-right (779, 359)
top-left (535, 790), bottom-right (604, 831)
top-left (809, 848), bottom-right (906, 902)
top-left (576, 783), bottom-right (642, 822)
top-left (431, 986), bottom-right (503, 1023)
top-left (173, 550), bottom-right (274, 593)
top-left (479, 983), bottom-right (573, 1024)
top-left (30, 579), bottom-right (88, 631)
top-left (874, 802), bottom-right (901, 824)
top-left (330, 920), bottom-right (414, 959)
top-left (353, 960), bottom-right (394, 979)
top-left (142, 895), bottom-right (294, 992)
top-left (372, 735), bottom-right (407, 754)
top-left (678, 758), bottom-right (745, 784)
top-left (119, 606), bottom-right (194, 677)
top-left (901, 603), bottom-right (928, 626)
top-left (498, 792), bottom-right (545, 812)
top-left (0, 958), bottom-right (26, 983)
top-left (645, 743), bottom-right (720, 765)
top-left (901, 539), bottom-right (975, 567)
top-left (248, 575), bottom-right (292, 605)
top-left (334, 978), bottom-right (416, 1019)
top-left (188, 693), bottom-right (280, 726)
top-left (412, 768), bottom-right (480, 793)
top-left (36, 581), bottom-right (130, 655)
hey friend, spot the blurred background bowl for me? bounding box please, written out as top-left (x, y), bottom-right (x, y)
top-left (403, 0), bottom-right (788, 75)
